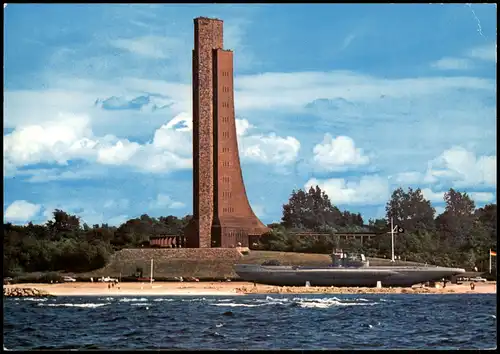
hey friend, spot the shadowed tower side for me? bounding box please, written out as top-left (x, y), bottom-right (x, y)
top-left (186, 17), bottom-right (269, 248)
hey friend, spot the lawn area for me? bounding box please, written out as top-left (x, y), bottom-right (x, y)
top-left (72, 249), bottom-right (427, 281)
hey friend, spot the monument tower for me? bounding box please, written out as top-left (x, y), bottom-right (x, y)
top-left (185, 17), bottom-right (269, 248)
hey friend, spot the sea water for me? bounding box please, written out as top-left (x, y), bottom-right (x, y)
top-left (3, 294), bottom-right (497, 350)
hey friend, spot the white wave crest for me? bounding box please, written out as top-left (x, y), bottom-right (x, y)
top-left (211, 296), bottom-right (379, 309)
top-left (212, 303), bottom-right (266, 308)
top-left (254, 296), bottom-right (288, 305)
top-left (183, 297), bottom-right (215, 302)
top-left (38, 303), bottom-right (110, 308)
top-left (23, 297), bottom-right (48, 302)
top-left (298, 302), bottom-right (333, 309)
top-left (294, 298), bottom-right (378, 309)
top-left (266, 295), bottom-right (286, 301)
top-left (153, 298), bottom-right (175, 302)
top-left (118, 298), bottom-right (148, 302)
top-left (292, 296), bottom-right (341, 302)
top-left (131, 303), bottom-right (151, 306)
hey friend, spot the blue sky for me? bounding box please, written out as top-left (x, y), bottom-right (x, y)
top-left (4, 4), bottom-right (497, 227)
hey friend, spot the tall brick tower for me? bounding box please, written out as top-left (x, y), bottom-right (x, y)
top-left (185, 17), bottom-right (269, 248)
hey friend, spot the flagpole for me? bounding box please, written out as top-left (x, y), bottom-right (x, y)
top-left (391, 217), bottom-right (395, 262)
top-left (150, 259), bottom-right (154, 286)
top-left (489, 249), bottom-right (492, 274)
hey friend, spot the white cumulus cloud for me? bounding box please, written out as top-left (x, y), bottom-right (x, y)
top-left (153, 117), bottom-right (193, 156)
top-left (3, 112), bottom-right (193, 175)
top-left (149, 194), bottom-right (185, 210)
top-left (3, 113), bottom-right (95, 166)
top-left (97, 140), bottom-right (141, 165)
top-left (424, 146), bottom-right (496, 188)
top-left (313, 134), bottom-right (369, 171)
top-left (164, 112), bottom-right (192, 132)
top-left (394, 147), bottom-right (496, 189)
top-left (421, 189), bottom-right (494, 205)
top-left (239, 133), bottom-right (300, 166)
top-left (3, 107), bottom-right (300, 178)
top-left (4, 200), bottom-right (42, 222)
top-left (235, 118), bottom-right (253, 136)
top-left (305, 175), bottom-right (389, 205)
top-left (469, 192), bottom-right (495, 203)
top-left (421, 188), bottom-right (445, 203)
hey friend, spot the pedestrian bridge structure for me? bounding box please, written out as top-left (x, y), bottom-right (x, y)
top-left (149, 231), bottom-right (386, 248)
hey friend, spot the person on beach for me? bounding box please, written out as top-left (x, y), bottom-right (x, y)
top-left (470, 282), bottom-right (475, 291)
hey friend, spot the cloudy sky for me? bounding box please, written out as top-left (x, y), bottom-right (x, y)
top-left (4, 4), bottom-right (497, 227)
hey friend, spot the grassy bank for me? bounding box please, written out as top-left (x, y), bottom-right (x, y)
top-left (77, 249), bottom-right (429, 280)
top-left (7, 249), bottom-right (431, 283)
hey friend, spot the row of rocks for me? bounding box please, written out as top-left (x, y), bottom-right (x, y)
top-left (237, 286), bottom-right (454, 295)
top-left (4, 287), bottom-right (54, 297)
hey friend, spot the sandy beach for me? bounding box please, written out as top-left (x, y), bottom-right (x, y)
top-left (4, 281), bottom-right (496, 296)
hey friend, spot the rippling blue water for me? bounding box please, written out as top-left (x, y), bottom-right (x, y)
top-left (3, 294), bottom-right (497, 350)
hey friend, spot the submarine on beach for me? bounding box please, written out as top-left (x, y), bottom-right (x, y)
top-left (234, 250), bottom-right (466, 287)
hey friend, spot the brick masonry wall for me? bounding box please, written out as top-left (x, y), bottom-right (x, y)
top-left (189, 18), bottom-right (223, 248)
top-left (213, 49), bottom-right (269, 247)
top-left (187, 17), bottom-right (269, 249)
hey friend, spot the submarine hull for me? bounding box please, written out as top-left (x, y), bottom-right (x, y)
top-left (234, 264), bottom-right (466, 287)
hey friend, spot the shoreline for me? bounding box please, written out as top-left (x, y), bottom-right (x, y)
top-left (4, 281), bottom-right (496, 297)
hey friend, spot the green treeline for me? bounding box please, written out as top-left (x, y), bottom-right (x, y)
top-left (3, 213), bottom-right (191, 276)
top-left (258, 187), bottom-right (496, 271)
top-left (3, 186), bottom-right (497, 276)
